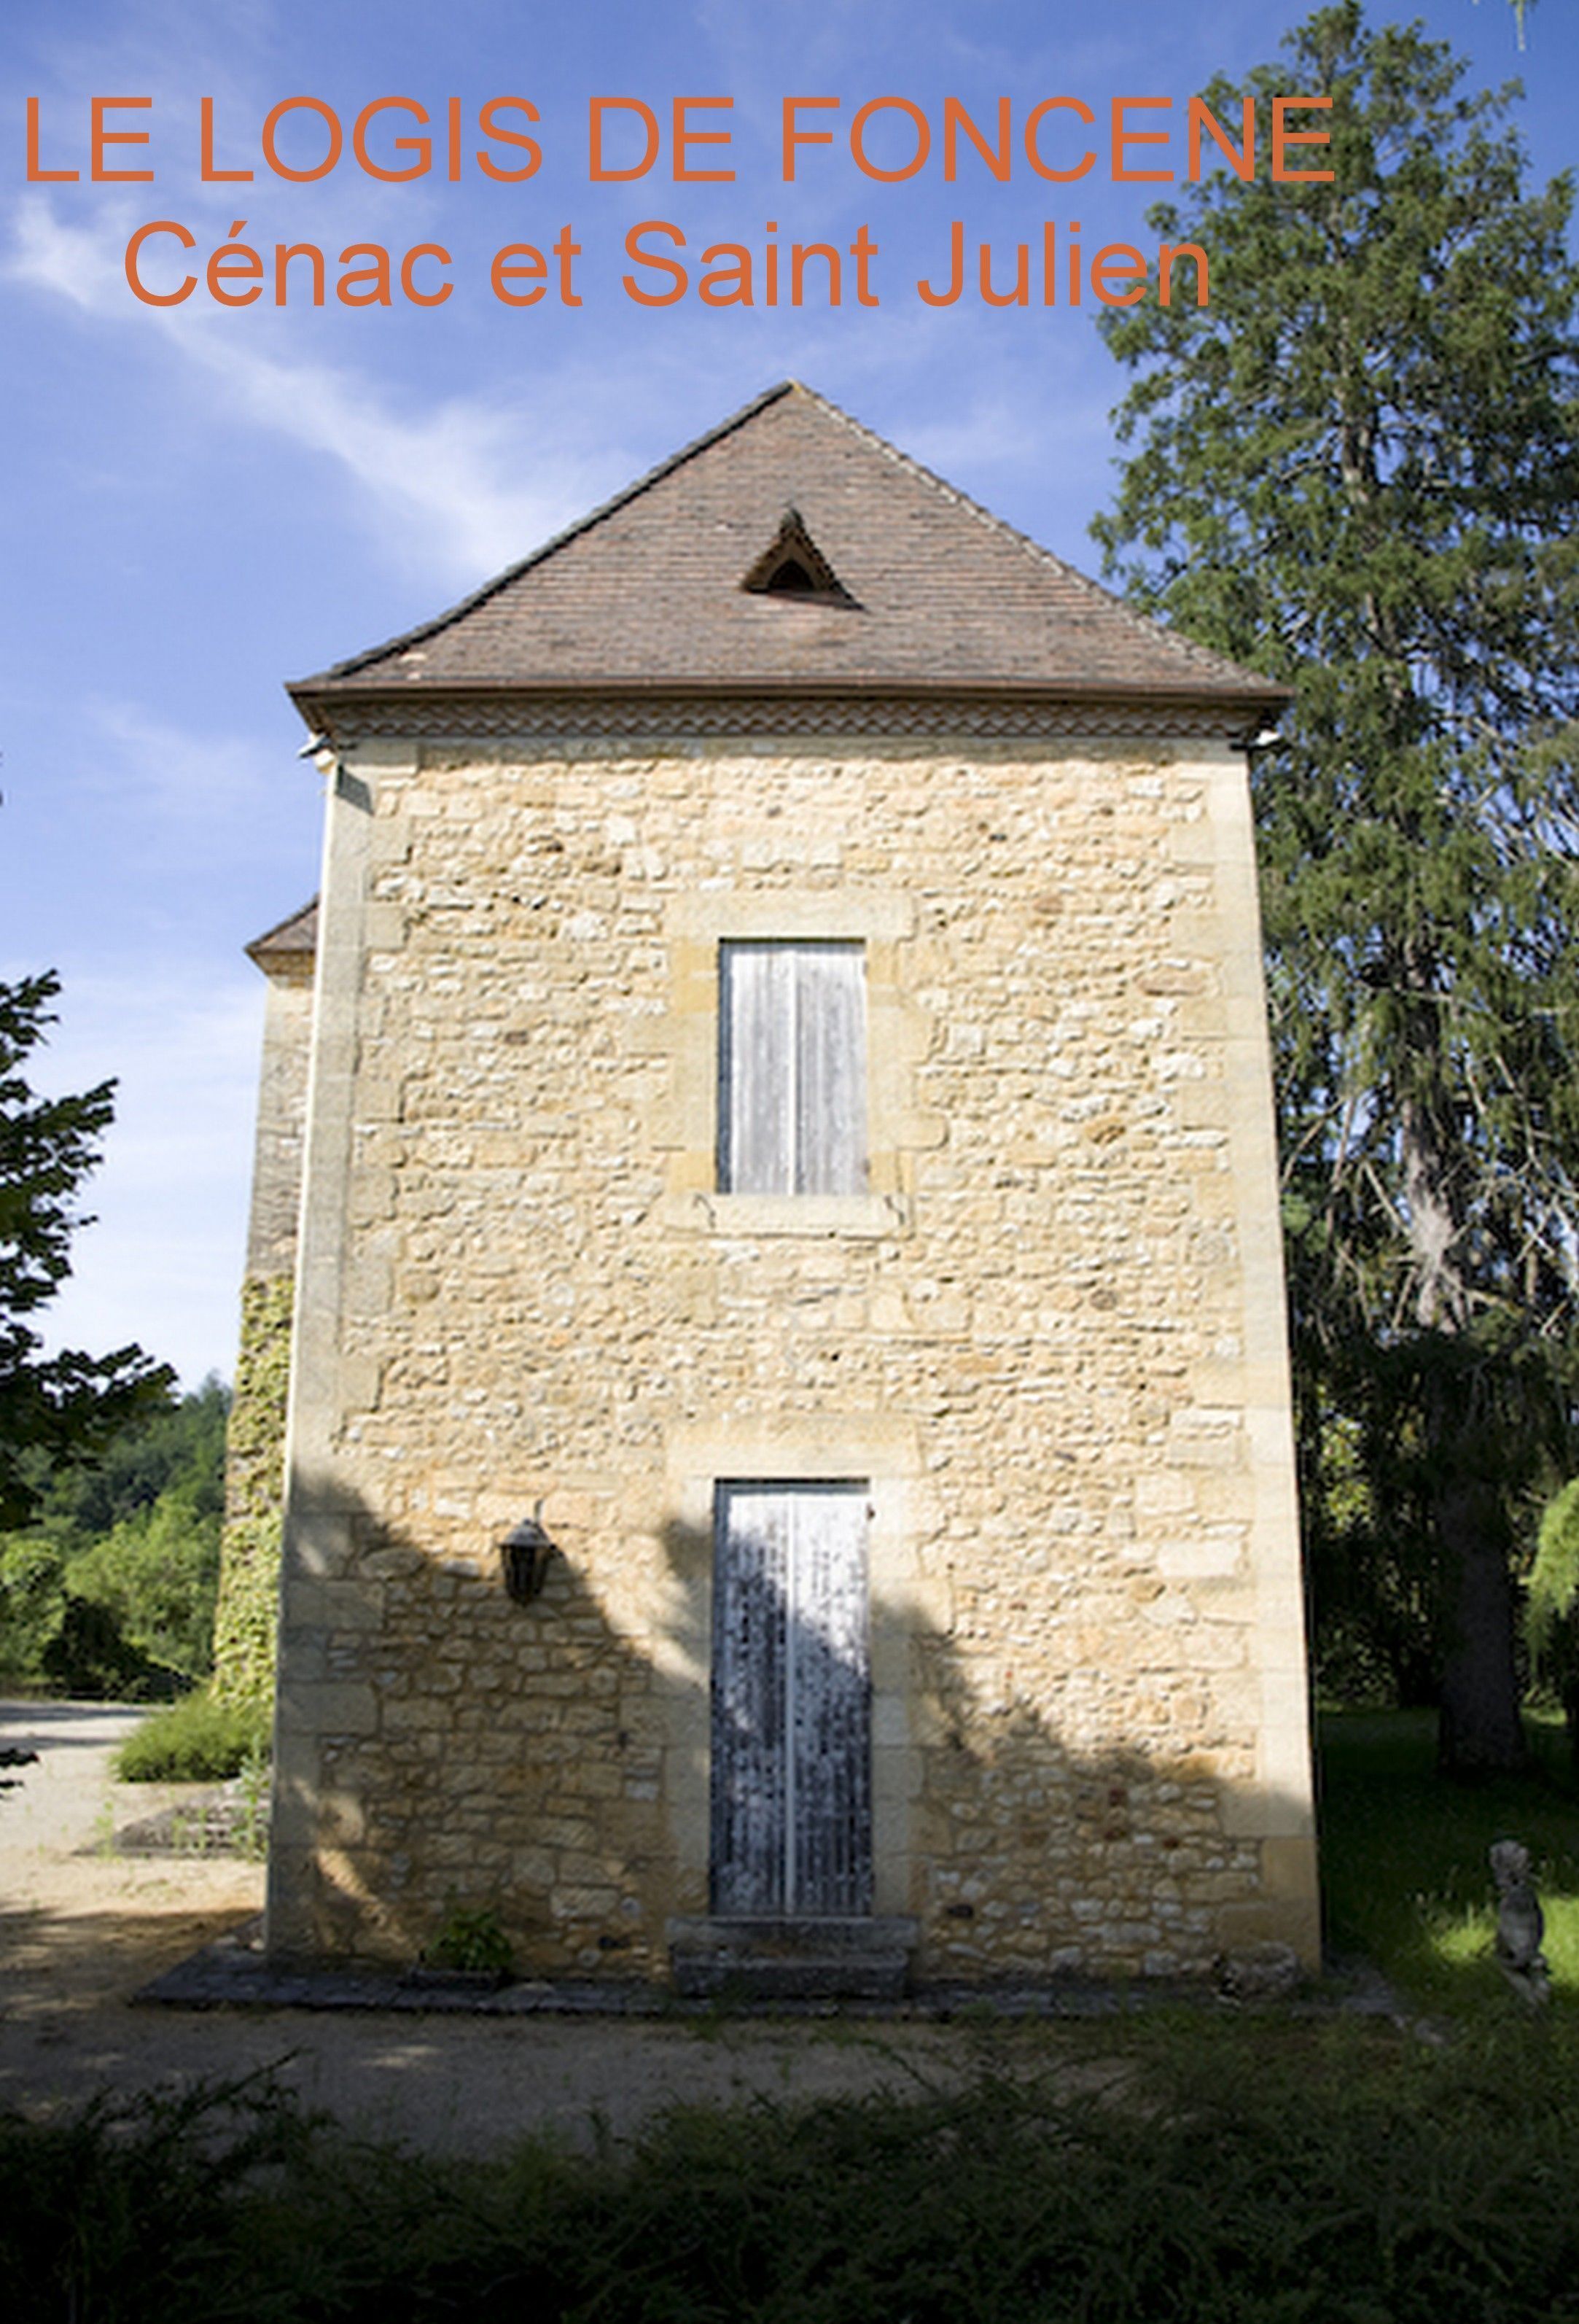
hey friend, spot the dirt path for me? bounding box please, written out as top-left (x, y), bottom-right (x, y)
top-left (0, 1702), bottom-right (977, 2153)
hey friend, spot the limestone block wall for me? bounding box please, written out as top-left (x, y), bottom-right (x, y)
top-left (211, 1272), bottom-right (294, 1706)
top-left (213, 955), bottom-right (313, 1706)
top-left (244, 965), bottom-right (315, 1279)
top-left (266, 728), bottom-right (1317, 1979)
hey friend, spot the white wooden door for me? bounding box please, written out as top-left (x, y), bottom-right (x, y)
top-left (711, 1482), bottom-right (873, 1917)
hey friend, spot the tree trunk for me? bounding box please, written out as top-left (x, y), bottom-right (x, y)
top-left (1430, 1391), bottom-right (1526, 1776)
top-left (1563, 1682), bottom-right (1579, 1774)
top-left (1399, 1088), bottom-right (1526, 1774)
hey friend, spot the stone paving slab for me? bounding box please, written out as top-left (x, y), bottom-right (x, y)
top-left (140, 1916), bottom-right (1384, 2023)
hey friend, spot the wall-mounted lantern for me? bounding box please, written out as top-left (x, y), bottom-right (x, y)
top-left (499, 1509), bottom-right (555, 1604)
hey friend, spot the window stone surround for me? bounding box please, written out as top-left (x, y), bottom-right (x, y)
top-left (647, 886), bottom-right (943, 1237)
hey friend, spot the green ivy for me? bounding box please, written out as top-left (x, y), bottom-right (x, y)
top-left (210, 1275), bottom-right (293, 1709)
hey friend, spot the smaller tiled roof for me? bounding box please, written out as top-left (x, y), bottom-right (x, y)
top-left (289, 383), bottom-right (1287, 721)
top-left (246, 898), bottom-right (318, 970)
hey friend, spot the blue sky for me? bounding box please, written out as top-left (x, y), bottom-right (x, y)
top-left (2, 0), bottom-right (1574, 1390)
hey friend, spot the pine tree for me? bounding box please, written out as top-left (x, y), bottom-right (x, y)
top-left (1093, 1), bottom-right (1579, 1770)
top-left (0, 972), bottom-right (171, 1527)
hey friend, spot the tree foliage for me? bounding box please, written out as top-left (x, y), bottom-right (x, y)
top-left (0, 972), bottom-right (171, 1529)
top-left (1094, 2), bottom-right (1579, 1767)
top-left (0, 1378), bottom-right (229, 1695)
top-left (61, 1393), bottom-right (228, 1680)
top-left (0, 970), bottom-right (211, 1697)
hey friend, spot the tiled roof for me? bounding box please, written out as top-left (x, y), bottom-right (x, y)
top-left (246, 897), bottom-right (318, 967)
top-left (289, 382), bottom-right (1284, 712)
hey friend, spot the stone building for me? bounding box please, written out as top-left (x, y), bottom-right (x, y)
top-left (252, 381), bottom-right (1318, 1990)
top-left (213, 900), bottom-right (315, 1710)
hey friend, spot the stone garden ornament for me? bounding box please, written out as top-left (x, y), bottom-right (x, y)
top-left (1489, 1838), bottom-right (1550, 2005)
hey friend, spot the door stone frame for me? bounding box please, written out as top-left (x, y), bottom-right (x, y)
top-left (661, 1417), bottom-right (934, 1922)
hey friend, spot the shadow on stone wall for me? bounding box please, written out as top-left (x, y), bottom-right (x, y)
top-left (271, 1485), bottom-right (1316, 1983)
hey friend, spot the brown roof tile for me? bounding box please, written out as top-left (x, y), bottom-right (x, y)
top-left (246, 897), bottom-right (319, 968)
top-left (289, 382), bottom-right (1284, 712)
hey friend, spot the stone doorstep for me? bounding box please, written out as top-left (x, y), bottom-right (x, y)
top-left (666, 1915), bottom-right (920, 2002)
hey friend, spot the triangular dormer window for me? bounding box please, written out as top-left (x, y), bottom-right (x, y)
top-left (741, 511), bottom-right (858, 606)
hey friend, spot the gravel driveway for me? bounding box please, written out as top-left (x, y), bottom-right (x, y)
top-left (0, 1701), bottom-right (975, 2153)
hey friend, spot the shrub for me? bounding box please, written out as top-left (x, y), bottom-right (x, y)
top-left (424, 1905), bottom-right (515, 1975)
top-left (114, 1690), bottom-right (271, 1782)
top-left (42, 1597), bottom-right (182, 1702)
top-left (1527, 1480), bottom-right (1579, 1760)
top-left (13, 2038), bottom-right (1579, 2323)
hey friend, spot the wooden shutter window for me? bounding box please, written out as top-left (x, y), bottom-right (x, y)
top-left (718, 942), bottom-right (867, 1194)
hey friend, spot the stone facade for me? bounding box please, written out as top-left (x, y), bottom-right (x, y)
top-left (260, 386), bottom-right (1318, 1984)
top-left (211, 1272), bottom-right (293, 1707)
top-left (212, 909), bottom-right (313, 1707)
top-left (262, 726), bottom-right (1316, 1978)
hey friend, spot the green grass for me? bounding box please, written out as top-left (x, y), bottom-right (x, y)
top-left (113, 1690), bottom-right (271, 1783)
top-left (1318, 1706), bottom-right (1579, 2014)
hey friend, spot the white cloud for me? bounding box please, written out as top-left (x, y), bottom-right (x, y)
top-left (7, 195), bottom-right (609, 583)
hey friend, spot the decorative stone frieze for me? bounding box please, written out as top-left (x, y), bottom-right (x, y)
top-left (303, 692), bottom-right (1270, 753)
